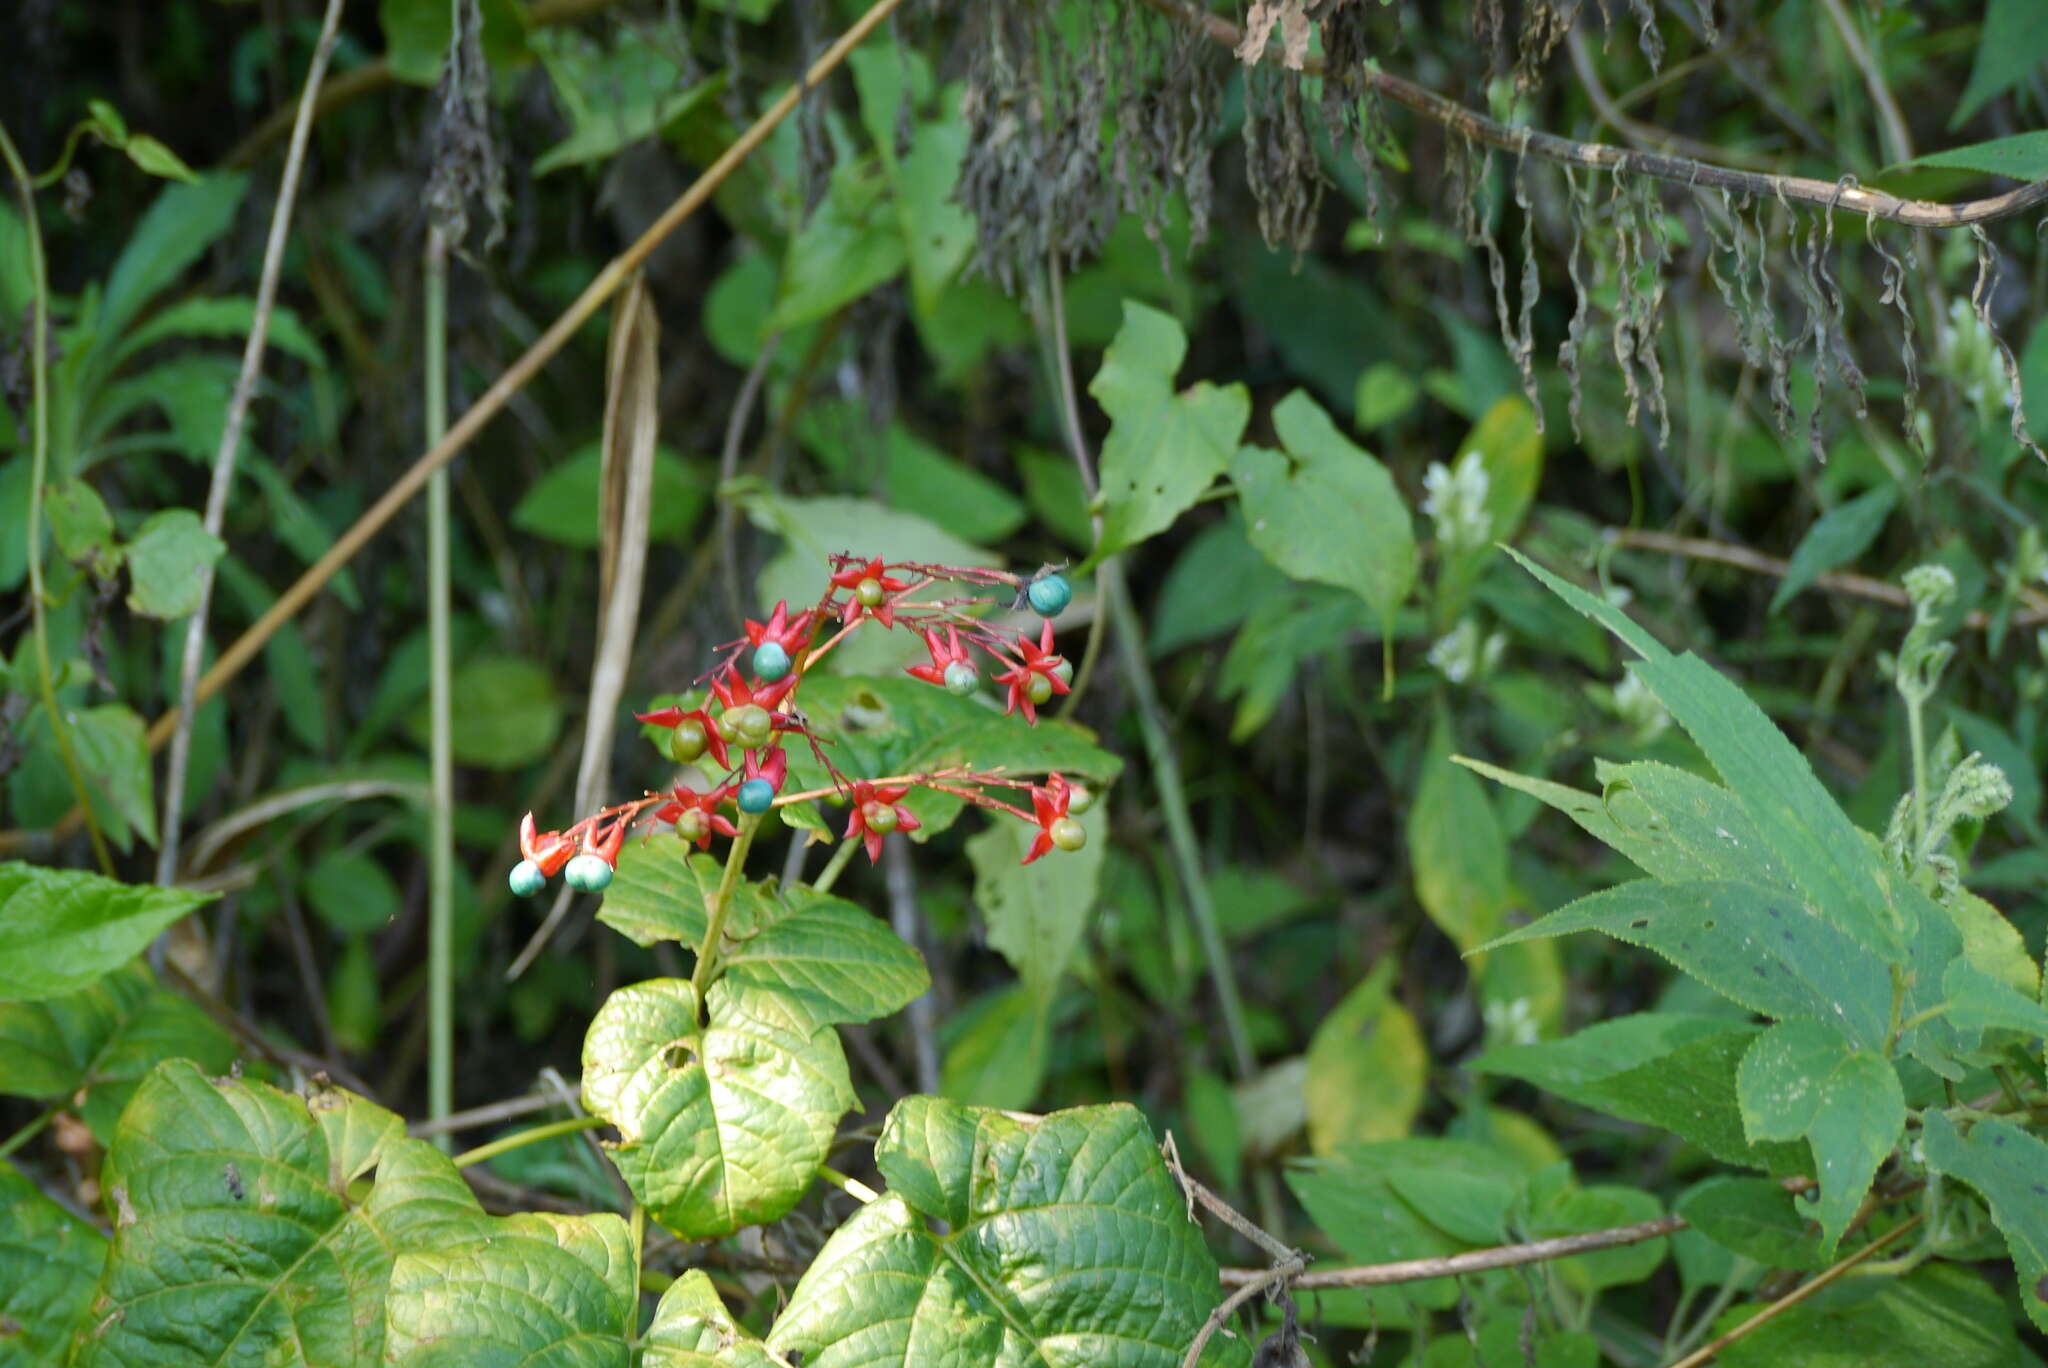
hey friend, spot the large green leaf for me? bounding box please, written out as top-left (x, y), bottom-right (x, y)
top-left (641, 1271), bottom-right (785, 1367)
top-left (1233, 391), bottom-right (1415, 635)
top-left (65, 704), bottom-right (159, 852)
top-left (1410, 723), bottom-right (1516, 953)
top-left (1951, 0), bottom-right (2048, 128)
top-left (123, 509), bottom-right (224, 620)
top-left (1303, 962), bottom-right (1427, 1151)
top-left (0, 863), bottom-right (214, 1001)
top-left (385, 1211), bottom-right (637, 1367)
top-left (771, 158), bottom-right (907, 329)
top-left (597, 847), bottom-right (928, 1032)
top-left (0, 959), bottom-right (235, 1141)
top-left (766, 1096), bottom-right (1242, 1367)
top-left (1735, 1021), bottom-right (1902, 1254)
top-left (966, 804), bottom-right (1107, 1000)
top-left (0, 1161), bottom-right (108, 1368)
top-left (96, 175), bottom-right (248, 348)
top-left (1676, 1176), bottom-right (1825, 1271)
top-left (383, 0), bottom-right (529, 86)
top-left (1921, 1112), bottom-right (2048, 1331)
top-left (1085, 301), bottom-right (1250, 565)
top-left (77, 1060), bottom-right (481, 1367)
top-left (581, 977), bottom-right (854, 1239)
top-left (1913, 130), bottom-right (2048, 180)
top-left (796, 403), bottom-right (1025, 546)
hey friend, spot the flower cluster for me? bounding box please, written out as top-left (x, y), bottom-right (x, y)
top-left (507, 557), bottom-right (1092, 897)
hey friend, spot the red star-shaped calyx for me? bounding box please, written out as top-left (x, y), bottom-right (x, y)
top-left (633, 703), bottom-right (732, 771)
top-left (842, 780), bottom-right (922, 862)
top-left (519, 811), bottom-right (579, 876)
top-left (906, 626), bottom-right (972, 686)
top-left (829, 557), bottom-right (912, 625)
top-left (710, 664), bottom-right (798, 713)
top-left (744, 600), bottom-right (817, 654)
top-left (654, 783), bottom-right (739, 848)
top-left (992, 620), bottom-right (1069, 723)
top-left (1022, 774), bottom-right (1077, 866)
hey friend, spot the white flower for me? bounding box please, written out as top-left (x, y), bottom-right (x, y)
top-left (1422, 450), bottom-right (1492, 555)
top-left (1484, 997), bottom-right (1540, 1046)
top-left (1427, 616), bottom-right (1505, 685)
top-left (1935, 298), bottom-right (2009, 413)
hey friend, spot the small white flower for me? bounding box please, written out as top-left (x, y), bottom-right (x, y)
top-left (1484, 997), bottom-right (1540, 1046)
top-left (1422, 450), bottom-right (1492, 555)
top-left (1612, 673), bottom-right (1668, 742)
top-left (1427, 617), bottom-right (1505, 685)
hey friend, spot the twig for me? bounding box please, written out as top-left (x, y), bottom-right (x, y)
top-left (424, 227), bottom-right (455, 1139)
top-left (1604, 527), bottom-right (2048, 628)
top-left (158, 0), bottom-right (348, 887)
top-left (1134, 0), bottom-right (2048, 228)
top-left (0, 0), bottom-right (911, 859)
top-left (1037, 249), bottom-right (1107, 720)
top-left (1662, 1214), bottom-right (1923, 1368)
top-left (1166, 1139), bottom-right (1301, 1266)
top-left (883, 833), bottom-right (940, 1094)
top-left (1183, 1258), bottom-right (1305, 1368)
top-left (1221, 1213), bottom-right (1686, 1289)
top-left (408, 1084), bottom-right (575, 1137)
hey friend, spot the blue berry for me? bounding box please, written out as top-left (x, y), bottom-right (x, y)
top-left (737, 778), bottom-right (776, 814)
top-left (1027, 574), bottom-right (1073, 617)
top-left (564, 853), bottom-right (614, 893)
top-left (944, 660), bottom-right (979, 696)
top-left (508, 859), bottom-right (546, 897)
top-left (753, 641), bottom-right (792, 682)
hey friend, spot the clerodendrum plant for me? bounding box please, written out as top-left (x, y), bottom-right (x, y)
top-left (0, 554), bottom-right (1251, 1367)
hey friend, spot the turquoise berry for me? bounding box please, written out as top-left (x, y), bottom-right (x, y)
top-left (944, 660), bottom-right (979, 696)
top-left (1027, 574), bottom-right (1073, 617)
top-left (564, 853), bottom-right (614, 893)
top-left (737, 778), bottom-right (776, 814)
top-left (508, 859), bottom-right (546, 897)
top-left (753, 641), bottom-right (792, 681)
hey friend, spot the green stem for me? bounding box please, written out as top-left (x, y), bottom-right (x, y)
top-left (451, 1114), bottom-right (608, 1169)
top-left (691, 813), bottom-right (762, 998)
top-left (1904, 688), bottom-right (1929, 861)
top-left (0, 1106), bottom-right (57, 1162)
top-left (808, 834), bottom-right (861, 896)
top-left (425, 230), bottom-right (455, 1146)
top-left (817, 1164), bottom-right (877, 1202)
top-left (0, 121), bottom-right (112, 875)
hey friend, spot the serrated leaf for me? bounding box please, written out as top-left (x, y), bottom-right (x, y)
top-left (1921, 1111), bottom-right (2048, 1331)
top-left (113, 296), bottom-right (324, 372)
top-left (1940, 958), bottom-right (2048, 1038)
top-left (386, 1211), bottom-right (637, 1367)
top-left (1304, 962), bottom-right (1426, 1151)
top-left (643, 1271), bottom-right (787, 1366)
top-left (1085, 301), bottom-right (1250, 565)
top-left (0, 1160), bottom-right (108, 1367)
top-left (1769, 487), bottom-right (1897, 614)
top-left (1914, 131), bottom-right (2048, 180)
top-left (0, 960), bottom-right (236, 1142)
top-left (1676, 1176), bottom-right (1826, 1271)
top-left (123, 508), bottom-right (224, 619)
top-left (0, 863), bottom-right (213, 1001)
top-left (1233, 391), bottom-right (1415, 634)
top-left (581, 978), bottom-right (854, 1239)
top-left (597, 847), bottom-right (928, 1032)
top-left (1736, 1020), bottom-right (1903, 1255)
top-left (767, 1096), bottom-right (1244, 1368)
top-left (967, 805), bottom-right (1107, 999)
top-left (79, 1060), bottom-right (481, 1367)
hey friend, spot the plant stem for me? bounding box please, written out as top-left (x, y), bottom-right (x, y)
top-left (1904, 688), bottom-right (1929, 859)
top-left (691, 813), bottom-right (762, 998)
top-left (809, 835), bottom-right (861, 895)
top-left (0, 120), bottom-right (113, 875)
top-left (424, 228), bottom-right (455, 1146)
top-left (451, 1114), bottom-right (609, 1169)
top-left (817, 1165), bottom-right (878, 1203)
top-left (0, 1106), bottom-right (57, 1162)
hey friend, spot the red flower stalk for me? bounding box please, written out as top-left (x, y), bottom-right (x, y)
top-left (655, 783), bottom-right (739, 849)
top-left (584, 813), bottom-right (629, 869)
top-left (744, 600), bottom-right (817, 654)
top-left (992, 620), bottom-right (1069, 723)
top-left (906, 626), bottom-right (972, 686)
top-left (634, 703), bottom-right (731, 771)
top-left (1022, 774), bottom-right (1078, 865)
top-left (843, 780), bottom-right (922, 862)
top-left (518, 811), bottom-right (579, 876)
top-left (829, 557), bottom-right (912, 625)
top-left (743, 745), bottom-right (789, 789)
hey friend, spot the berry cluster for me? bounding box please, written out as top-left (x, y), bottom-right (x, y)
top-left (508, 558), bottom-right (1090, 898)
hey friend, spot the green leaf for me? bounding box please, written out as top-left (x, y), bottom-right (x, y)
top-left (0, 863), bottom-right (213, 1001)
top-left (67, 703), bottom-right (157, 851)
top-left (1410, 723), bottom-right (1515, 952)
top-left (1768, 487), bottom-right (1897, 614)
top-left (1710, 1263), bottom-right (2026, 1368)
top-left (303, 846), bottom-right (403, 935)
top-left (0, 1160), bottom-right (108, 1367)
top-left (0, 960), bottom-right (236, 1141)
top-left (79, 1060), bottom-right (482, 1367)
top-left (796, 403), bottom-right (1026, 546)
top-left (1921, 1111), bottom-right (2048, 1331)
top-left (581, 977), bottom-right (854, 1239)
top-left (118, 133), bottom-right (200, 185)
top-left (767, 1096), bottom-right (1243, 1368)
top-left (770, 158), bottom-right (907, 329)
top-left (511, 440), bottom-right (710, 548)
top-left (1911, 130), bottom-right (2048, 180)
top-left (1304, 962), bottom-right (1427, 1151)
top-left (938, 982), bottom-right (1049, 1111)
top-left (386, 1211), bottom-right (637, 1367)
top-left (1150, 511), bottom-right (1292, 654)
top-left (1435, 397), bottom-right (1542, 621)
top-left (642, 1271), bottom-right (784, 1367)
top-left (1528, 1185), bottom-right (1669, 1293)
top-left (123, 508), bottom-right (224, 619)
top-left (1676, 1176), bottom-right (1826, 1271)
top-left (382, 0), bottom-right (528, 85)
top-left (1352, 361), bottom-right (1419, 430)
top-left (1954, 0), bottom-right (2048, 129)
top-left (966, 804), bottom-right (1107, 999)
top-left (113, 296), bottom-right (325, 372)
top-left (99, 175), bottom-right (248, 344)
top-left (1085, 301), bottom-right (1250, 565)
top-left (597, 846), bottom-right (929, 1032)
top-left (1736, 1020), bottom-right (1903, 1254)
top-left (404, 654), bottom-right (561, 769)
top-left (44, 480), bottom-right (119, 573)
top-left (1233, 390), bottom-right (1415, 634)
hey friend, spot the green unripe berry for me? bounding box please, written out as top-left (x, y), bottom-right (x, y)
top-left (1027, 574), bottom-right (1073, 617)
top-left (1050, 817), bottom-right (1087, 852)
top-left (1049, 656), bottom-right (1074, 686)
top-left (1025, 673), bottom-right (1055, 705)
top-left (667, 719), bottom-right (708, 763)
top-left (675, 808), bottom-right (710, 843)
top-left (752, 641), bottom-right (792, 681)
top-left (737, 778), bottom-right (776, 813)
top-left (723, 704), bottom-right (773, 748)
top-left (855, 577), bottom-right (886, 607)
top-left (508, 859), bottom-right (546, 897)
top-left (944, 660), bottom-right (979, 696)
top-left (863, 801), bottom-right (899, 835)
top-left (564, 853), bottom-right (614, 893)
top-left (1065, 783), bottom-right (1094, 815)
